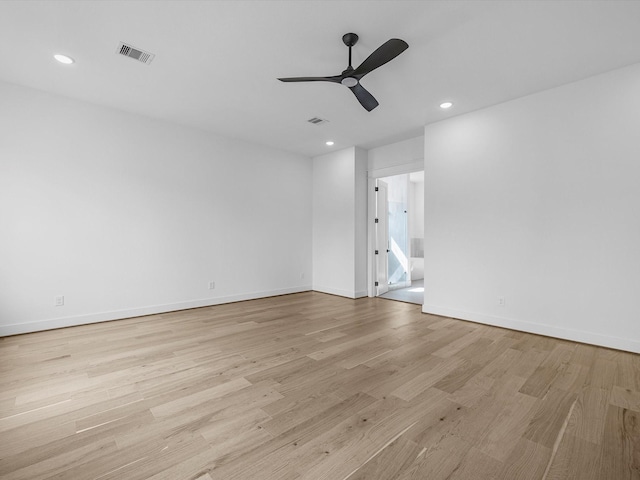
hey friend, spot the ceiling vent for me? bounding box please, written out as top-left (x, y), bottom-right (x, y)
top-left (307, 117), bottom-right (328, 125)
top-left (117, 42), bottom-right (155, 65)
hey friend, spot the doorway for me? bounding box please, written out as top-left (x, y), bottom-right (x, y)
top-left (373, 171), bottom-right (424, 305)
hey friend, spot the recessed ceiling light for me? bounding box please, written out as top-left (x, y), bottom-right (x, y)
top-left (54, 54), bottom-right (75, 64)
top-left (326, 141), bottom-right (335, 146)
top-left (440, 102), bottom-right (453, 109)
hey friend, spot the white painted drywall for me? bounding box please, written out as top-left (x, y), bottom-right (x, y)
top-left (409, 179), bottom-right (425, 281)
top-left (354, 147), bottom-right (368, 297)
top-left (423, 62), bottom-right (640, 353)
top-left (312, 147), bottom-right (367, 298)
top-left (409, 180), bottom-right (424, 241)
top-left (0, 81), bottom-right (312, 335)
top-left (367, 135), bottom-right (424, 176)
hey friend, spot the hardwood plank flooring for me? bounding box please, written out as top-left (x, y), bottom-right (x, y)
top-left (1, 291), bottom-right (639, 479)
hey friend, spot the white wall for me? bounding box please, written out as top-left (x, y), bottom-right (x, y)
top-left (0, 81), bottom-right (312, 335)
top-left (312, 147), bottom-right (367, 298)
top-left (409, 179), bottom-right (424, 281)
top-left (409, 180), bottom-right (424, 240)
top-left (354, 147), bottom-right (368, 296)
top-left (423, 62), bottom-right (640, 353)
top-left (367, 135), bottom-right (424, 174)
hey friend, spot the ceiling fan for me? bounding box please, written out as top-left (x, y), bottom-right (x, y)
top-left (278, 33), bottom-right (409, 112)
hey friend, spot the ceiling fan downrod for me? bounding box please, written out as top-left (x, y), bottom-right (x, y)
top-left (341, 33), bottom-right (359, 86)
top-left (342, 32), bottom-right (359, 69)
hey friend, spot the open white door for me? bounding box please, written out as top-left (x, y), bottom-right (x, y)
top-left (375, 180), bottom-right (389, 296)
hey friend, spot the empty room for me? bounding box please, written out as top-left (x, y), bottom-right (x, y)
top-left (2, 1), bottom-right (640, 479)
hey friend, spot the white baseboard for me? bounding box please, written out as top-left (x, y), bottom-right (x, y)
top-left (1, 286), bottom-right (312, 337)
top-left (422, 303), bottom-right (640, 354)
top-left (312, 285), bottom-right (364, 299)
top-left (14, 292), bottom-right (631, 354)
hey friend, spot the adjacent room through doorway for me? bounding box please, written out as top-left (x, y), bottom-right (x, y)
top-left (374, 170), bottom-right (424, 305)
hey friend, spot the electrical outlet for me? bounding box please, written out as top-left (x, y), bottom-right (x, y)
top-left (498, 296), bottom-right (505, 306)
top-left (55, 295), bottom-right (64, 306)
top-left (300, 272), bottom-right (305, 280)
top-left (208, 281), bottom-right (215, 290)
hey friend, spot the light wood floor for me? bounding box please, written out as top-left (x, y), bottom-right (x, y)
top-left (1, 292), bottom-right (639, 479)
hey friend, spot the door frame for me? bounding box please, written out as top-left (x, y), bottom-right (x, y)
top-left (375, 180), bottom-right (390, 296)
top-left (367, 161), bottom-right (424, 297)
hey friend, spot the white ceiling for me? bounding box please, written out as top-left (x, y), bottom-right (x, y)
top-left (2, 1), bottom-right (640, 158)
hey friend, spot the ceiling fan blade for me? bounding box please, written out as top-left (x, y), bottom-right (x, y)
top-left (352, 39), bottom-right (408, 78)
top-left (278, 75), bottom-right (342, 83)
top-left (349, 83), bottom-right (379, 111)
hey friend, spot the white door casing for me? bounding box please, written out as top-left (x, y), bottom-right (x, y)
top-left (375, 180), bottom-right (389, 296)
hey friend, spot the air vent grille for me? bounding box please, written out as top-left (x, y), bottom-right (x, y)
top-left (307, 117), bottom-right (328, 125)
top-left (117, 42), bottom-right (155, 65)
